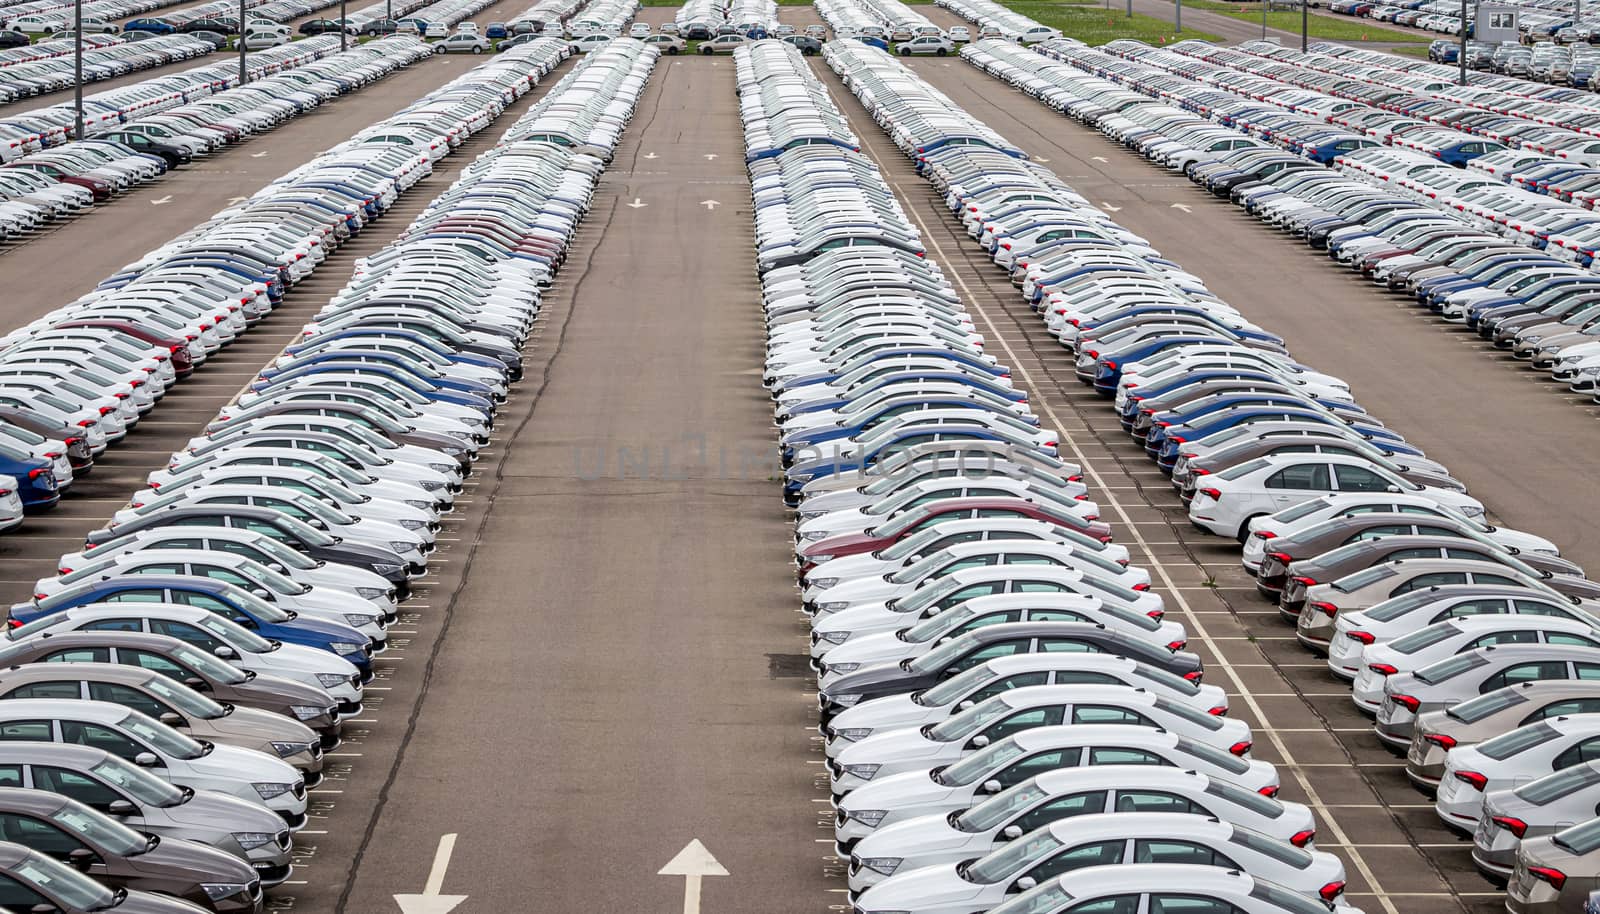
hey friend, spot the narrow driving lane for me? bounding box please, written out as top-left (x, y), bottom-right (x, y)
top-left (337, 55), bottom-right (830, 913)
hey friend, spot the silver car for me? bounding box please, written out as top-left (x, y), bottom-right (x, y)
top-left (1408, 681), bottom-right (1600, 789)
top-left (1376, 644), bottom-right (1600, 748)
top-left (1508, 817), bottom-right (1600, 913)
top-left (1478, 761), bottom-right (1600, 878)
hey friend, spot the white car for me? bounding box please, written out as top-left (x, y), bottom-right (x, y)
top-left (978, 864), bottom-right (1361, 914)
top-left (570, 33), bottom-right (611, 52)
top-left (824, 652), bottom-right (1229, 758)
top-left (0, 699), bottom-right (308, 826)
top-left (845, 766), bottom-right (1315, 885)
top-left (832, 722), bottom-right (1280, 855)
top-left (0, 474), bottom-right (20, 533)
top-left (1350, 615), bottom-right (1600, 712)
top-left (828, 684), bottom-right (1254, 795)
top-left (1437, 715), bottom-right (1600, 830)
top-left (4, 603), bottom-right (365, 713)
top-left (803, 518), bottom-right (1132, 585)
top-left (854, 811), bottom-right (1352, 910)
top-left (1190, 454), bottom-right (1485, 541)
top-left (424, 22), bottom-right (449, 37)
top-left (628, 23), bottom-right (649, 37)
top-left (1327, 585), bottom-right (1589, 680)
top-left (794, 476), bottom-right (1093, 543)
top-left (948, 26), bottom-right (970, 41)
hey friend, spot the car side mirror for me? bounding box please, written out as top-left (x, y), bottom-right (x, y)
top-left (31, 904), bottom-right (58, 914)
top-left (183, 677), bottom-right (210, 692)
top-left (66, 847), bottom-right (96, 869)
top-left (1014, 876), bottom-right (1038, 891)
top-left (981, 779), bottom-right (1003, 794)
top-left (268, 563), bottom-right (287, 574)
top-left (251, 588), bottom-right (271, 600)
top-left (956, 700), bottom-right (976, 711)
top-left (213, 646), bottom-right (237, 660)
top-left (1386, 485), bottom-right (1402, 493)
top-left (159, 711), bottom-right (184, 728)
top-left (106, 800), bottom-right (136, 817)
top-left (133, 752), bottom-right (160, 768)
top-left (1001, 825), bottom-right (1024, 841)
top-left (970, 735), bottom-right (990, 749)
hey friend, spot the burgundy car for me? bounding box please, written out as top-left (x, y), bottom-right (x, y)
top-left (55, 319), bottom-right (195, 378)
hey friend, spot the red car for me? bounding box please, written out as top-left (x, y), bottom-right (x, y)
top-left (55, 319), bottom-right (195, 378)
top-left (797, 496), bottom-right (1114, 575)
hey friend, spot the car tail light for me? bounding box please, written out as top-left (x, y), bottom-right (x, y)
top-left (1183, 670), bottom-right (1203, 683)
top-left (1289, 829), bottom-right (1315, 848)
top-left (1134, 583), bottom-right (1151, 593)
top-left (5, 620), bottom-right (20, 629)
top-left (1454, 770), bottom-right (1488, 791)
top-left (1391, 693), bottom-right (1421, 713)
top-left (1229, 741), bottom-right (1251, 756)
top-left (1318, 881), bottom-right (1346, 903)
top-left (1309, 601), bottom-right (1338, 618)
top-left (1267, 552), bottom-right (1293, 564)
top-left (1367, 662), bottom-right (1399, 676)
top-left (97, 406), bottom-right (114, 416)
top-left (1347, 631), bottom-right (1376, 645)
top-left (1423, 732), bottom-right (1457, 750)
top-left (1490, 815), bottom-right (1528, 838)
top-left (1290, 574), bottom-right (1317, 587)
top-left (1527, 865), bottom-right (1566, 889)
top-left (77, 420), bottom-right (94, 428)
top-left (1253, 530), bottom-right (1276, 540)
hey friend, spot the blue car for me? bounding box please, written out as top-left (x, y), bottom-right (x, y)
top-left (773, 346), bottom-right (1006, 392)
top-left (0, 440), bottom-right (57, 512)
top-left (1153, 406), bottom-right (1412, 470)
top-left (250, 362), bottom-right (494, 413)
top-left (124, 17), bottom-right (174, 32)
top-left (8, 576), bottom-right (374, 674)
top-left (485, 21), bottom-right (507, 37)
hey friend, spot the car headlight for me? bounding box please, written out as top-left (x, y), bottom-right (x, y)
top-left (816, 602), bottom-right (850, 614)
top-left (859, 857), bottom-right (903, 876)
top-left (201, 883), bottom-right (250, 901)
top-left (847, 808), bottom-right (888, 827)
top-left (230, 832), bottom-right (276, 851)
top-left (353, 587), bottom-right (389, 600)
top-left (344, 613), bottom-right (378, 628)
top-left (314, 673), bottom-right (350, 689)
top-left (373, 563), bottom-right (404, 576)
top-left (439, 447), bottom-right (464, 457)
top-left (252, 782), bottom-right (292, 800)
top-left (798, 509), bottom-right (828, 520)
top-left (809, 554), bottom-right (835, 564)
top-left (447, 429), bottom-right (472, 440)
top-left (1524, 335), bottom-right (1542, 344)
top-left (841, 764), bottom-right (881, 780)
top-left (809, 578), bottom-right (840, 590)
top-left (389, 541), bottom-right (416, 553)
top-left (428, 462), bottom-right (454, 473)
top-left (329, 642), bottom-right (364, 656)
top-left (800, 530), bottom-right (830, 541)
top-left (819, 631), bottom-right (850, 645)
top-left (397, 519), bottom-right (426, 530)
top-left (405, 499), bottom-right (432, 510)
top-left (1459, 505), bottom-right (1485, 517)
top-left (826, 662), bottom-right (861, 674)
top-left (835, 728), bottom-right (874, 742)
top-left (417, 480), bottom-right (443, 491)
top-left (270, 741), bottom-right (309, 758)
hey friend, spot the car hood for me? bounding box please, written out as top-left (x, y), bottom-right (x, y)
top-left (836, 726), bottom-right (947, 769)
top-left (160, 787), bottom-right (286, 833)
top-left (184, 741), bottom-right (298, 783)
top-left (855, 862), bottom-right (987, 912)
top-left (839, 767), bottom-right (966, 818)
top-left (125, 831), bottom-right (258, 884)
top-left (200, 705), bottom-right (317, 744)
top-left (853, 810), bottom-right (990, 863)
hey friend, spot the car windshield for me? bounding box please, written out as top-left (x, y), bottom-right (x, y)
top-left (194, 614), bottom-right (274, 653)
top-left (915, 663), bottom-right (997, 707)
top-left (13, 852), bottom-right (116, 909)
top-left (890, 549), bottom-right (956, 585)
top-left (1330, 565), bottom-right (1399, 594)
top-left (903, 603), bottom-right (980, 642)
top-left (1479, 722), bottom-right (1560, 760)
top-left (272, 513), bottom-right (337, 547)
top-left (1390, 622), bottom-right (1462, 655)
top-left (898, 576), bottom-right (968, 615)
top-left (929, 694), bottom-right (1013, 741)
top-left (50, 804), bottom-right (147, 857)
top-left (141, 674), bottom-right (227, 718)
top-left (872, 505), bottom-right (946, 539)
top-left (1445, 686), bottom-right (1528, 723)
top-left (955, 780), bottom-right (1048, 832)
top-left (249, 535), bottom-right (317, 571)
top-left (1415, 652), bottom-right (1489, 685)
top-left (964, 829), bottom-right (1063, 884)
top-left (987, 884), bottom-right (1074, 914)
top-left (866, 484), bottom-right (939, 519)
top-left (117, 710), bottom-right (205, 760)
top-left (233, 557), bottom-right (308, 595)
top-left (90, 758), bottom-right (183, 808)
top-left (874, 524), bottom-right (946, 562)
top-left (935, 738), bottom-right (1026, 786)
top-left (1516, 762), bottom-right (1600, 805)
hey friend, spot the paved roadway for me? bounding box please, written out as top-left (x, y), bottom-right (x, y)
top-left (334, 53), bottom-right (832, 913)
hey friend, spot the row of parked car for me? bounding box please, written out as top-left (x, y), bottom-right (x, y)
top-left (0, 0), bottom-right (183, 36)
top-left (673, 0), bottom-right (775, 41)
top-left (1022, 37), bottom-right (1600, 420)
top-left (940, 33), bottom-right (1600, 914)
top-left (933, 0), bottom-right (1064, 46)
top-left (1331, 0), bottom-right (1599, 42)
top-left (0, 36), bottom-right (589, 913)
top-left (0, 37), bottom-right (437, 245)
top-left (732, 30), bottom-right (1365, 914)
top-left (0, 34), bottom-right (212, 102)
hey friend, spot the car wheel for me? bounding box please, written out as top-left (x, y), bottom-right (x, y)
top-left (899, 46), bottom-right (909, 55)
top-left (935, 47), bottom-right (947, 55)
top-left (433, 44), bottom-right (446, 53)
top-left (472, 45), bottom-right (483, 53)
top-left (666, 45), bottom-right (677, 53)
top-left (1237, 515), bottom-right (1266, 544)
top-left (700, 46), bottom-right (711, 54)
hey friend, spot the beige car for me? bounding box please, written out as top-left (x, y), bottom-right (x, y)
top-left (642, 33), bottom-right (685, 54)
top-left (0, 663), bottom-right (325, 782)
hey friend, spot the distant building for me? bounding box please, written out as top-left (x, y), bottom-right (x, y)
top-left (1475, 2), bottom-right (1519, 44)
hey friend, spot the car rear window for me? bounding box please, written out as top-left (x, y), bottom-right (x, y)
top-left (1133, 662), bottom-right (1200, 697)
top-left (1204, 778), bottom-right (1282, 818)
top-left (1173, 736), bottom-right (1249, 775)
top-left (1331, 565), bottom-right (1399, 594)
top-left (1554, 817), bottom-right (1600, 855)
top-left (1229, 824), bottom-right (1312, 868)
top-left (1391, 622), bottom-right (1462, 655)
top-left (1446, 687), bottom-right (1529, 724)
top-left (1478, 722), bottom-right (1560, 761)
top-left (1415, 652), bottom-right (1489, 685)
top-left (1216, 457), bottom-right (1271, 481)
top-left (1515, 762), bottom-right (1600, 806)
top-left (1153, 697), bottom-right (1223, 731)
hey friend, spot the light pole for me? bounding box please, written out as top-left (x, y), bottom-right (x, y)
top-left (340, 0), bottom-right (346, 49)
top-left (1262, 0), bottom-right (1268, 38)
top-left (72, 0), bottom-right (82, 139)
top-left (1301, 0), bottom-right (1308, 50)
top-left (237, 0), bottom-right (246, 85)
top-left (1176, 0), bottom-right (1182, 33)
top-left (1459, 0), bottom-right (1468, 84)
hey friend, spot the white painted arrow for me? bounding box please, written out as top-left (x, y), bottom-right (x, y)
top-left (699, 199), bottom-right (721, 210)
top-left (626, 198), bottom-right (648, 209)
top-left (1170, 203), bottom-right (1193, 213)
top-left (1091, 155), bottom-right (1108, 163)
top-left (643, 151), bottom-right (659, 159)
top-left (1034, 156), bottom-right (1050, 162)
top-left (227, 196), bottom-right (249, 205)
top-left (703, 153), bottom-right (718, 160)
top-left (1101, 202), bottom-right (1123, 212)
top-left (659, 840), bottom-right (727, 914)
top-left (393, 834), bottom-right (467, 914)
top-left (150, 195), bottom-right (172, 205)
top-left (250, 151), bottom-right (268, 158)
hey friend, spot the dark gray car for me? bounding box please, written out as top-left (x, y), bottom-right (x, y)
top-left (1407, 680), bottom-right (1600, 789)
top-left (0, 631), bottom-right (340, 744)
top-left (0, 840), bottom-right (208, 913)
top-left (0, 788), bottom-right (261, 912)
top-left (0, 744), bottom-right (293, 885)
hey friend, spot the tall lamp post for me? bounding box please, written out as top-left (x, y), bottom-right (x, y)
top-left (1302, 0), bottom-right (1308, 49)
top-left (72, 0), bottom-right (82, 139)
top-left (1458, 0), bottom-right (1468, 84)
top-left (237, 0), bottom-right (246, 85)
top-left (1176, 0), bottom-right (1182, 33)
top-left (1262, 0), bottom-right (1268, 38)
top-left (340, 0), bottom-right (346, 50)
